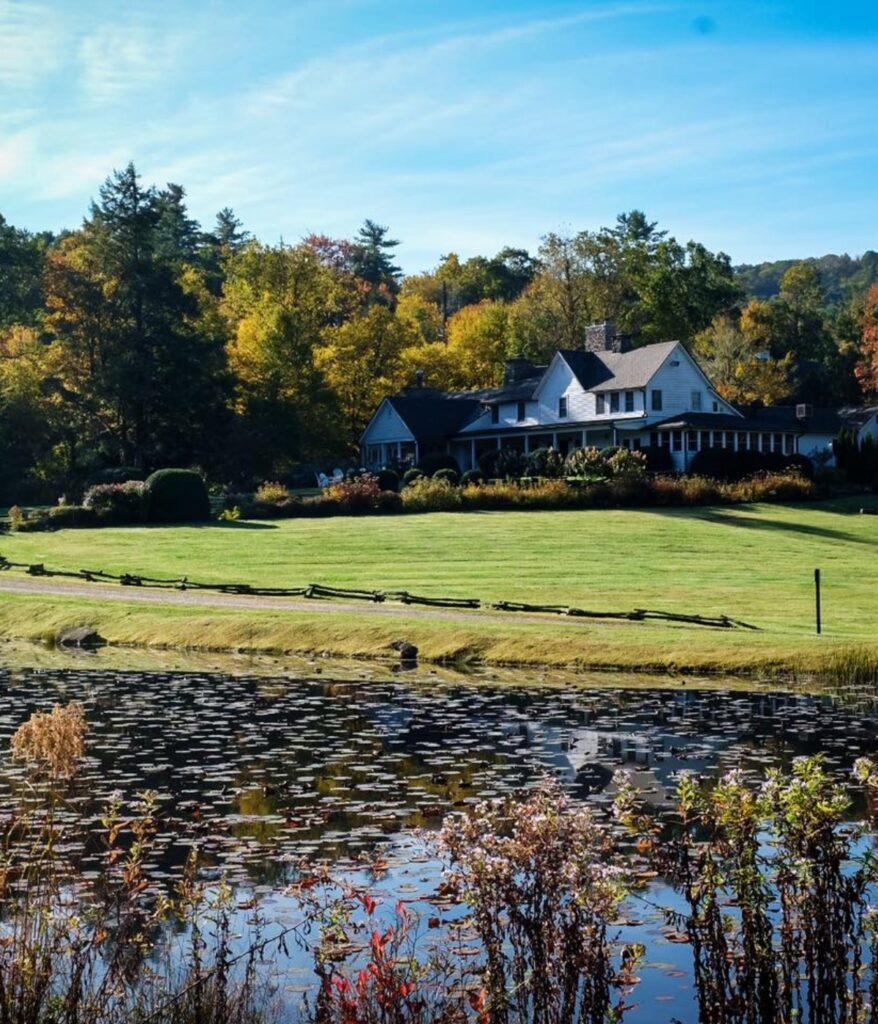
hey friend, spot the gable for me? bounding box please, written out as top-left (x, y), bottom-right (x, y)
top-left (361, 400), bottom-right (415, 444)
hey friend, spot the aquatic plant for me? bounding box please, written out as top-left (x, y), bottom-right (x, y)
top-left (614, 755), bottom-right (878, 1024)
top-left (438, 782), bottom-right (633, 1024)
top-left (11, 701), bottom-right (88, 778)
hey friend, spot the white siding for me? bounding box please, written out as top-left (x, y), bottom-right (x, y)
top-left (644, 346), bottom-right (737, 425)
top-left (362, 401), bottom-right (415, 444)
top-left (536, 358), bottom-right (589, 423)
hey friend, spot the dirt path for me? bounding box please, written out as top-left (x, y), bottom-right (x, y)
top-left (0, 576), bottom-right (595, 630)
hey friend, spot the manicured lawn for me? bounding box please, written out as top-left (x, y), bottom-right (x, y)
top-left (2, 498), bottom-right (877, 672)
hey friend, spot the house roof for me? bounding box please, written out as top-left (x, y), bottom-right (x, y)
top-left (650, 405), bottom-right (860, 436)
top-left (559, 341), bottom-right (679, 392)
top-left (385, 393), bottom-right (482, 443)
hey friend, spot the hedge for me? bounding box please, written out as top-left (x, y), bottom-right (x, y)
top-left (143, 469), bottom-right (210, 523)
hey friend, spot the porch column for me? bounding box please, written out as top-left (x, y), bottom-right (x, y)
top-left (524, 434), bottom-right (531, 455)
top-left (581, 429), bottom-right (587, 447)
top-left (496, 436), bottom-right (502, 450)
top-left (552, 432), bottom-right (558, 449)
top-left (396, 441), bottom-right (402, 461)
top-left (470, 439), bottom-right (476, 469)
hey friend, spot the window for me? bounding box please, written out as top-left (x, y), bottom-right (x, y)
top-left (687, 431), bottom-right (699, 452)
top-left (773, 433), bottom-right (783, 453)
top-left (624, 390), bottom-right (634, 412)
top-left (610, 392), bottom-right (620, 413)
top-left (516, 400), bottom-right (526, 421)
top-left (651, 389), bottom-right (663, 411)
top-left (558, 396), bottom-right (568, 419)
top-left (596, 394), bottom-right (606, 415)
top-left (691, 391), bottom-right (702, 411)
top-left (700, 431), bottom-right (710, 450)
top-left (672, 430), bottom-right (682, 452)
top-left (761, 433), bottom-right (771, 452)
top-left (712, 400), bottom-right (719, 412)
top-left (490, 405), bottom-right (499, 425)
top-left (737, 432), bottom-right (747, 451)
top-left (784, 434), bottom-right (795, 454)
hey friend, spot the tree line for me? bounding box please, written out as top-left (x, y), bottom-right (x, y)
top-left (1, 163), bottom-right (877, 503)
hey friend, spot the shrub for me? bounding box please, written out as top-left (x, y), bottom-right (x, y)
top-left (607, 447), bottom-right (647, 479)
top-left (143, 469), bottom-right (210, 523)
top-left (47, 504), bottom-right (97, 528)
top-left (480, 446), bottom-right (527, 479)
top-left (728, 470), bottom-right (814, 503)
top-left (564, 446), bottom-right (609, 478)
top-left (463, 478), bottom-right (574, 511)
top-left (375, 489), bottom-right (404, 514)
top-left (416, 452), bottom-right (460, 477)
top-left (376, 468), bottom-right (399, 492)
top-left (254, 480), bottom-right (290, 504)
top-left (402, 468), bottom-right (424, 486)
top-left (600, 445), bottom-right (621, 459)
top-left (326, 473), bottom-right (381, 513)
top-left (460, 468), bottom-right (484, 486)
top-left (83, 481), bottom-right (146, 523)
top-left (400, 476), bottom-right (462, 512)
top-left (433, 467), bottom-right (459, 485)
top-left (525, 446), bottom-right (565, 479)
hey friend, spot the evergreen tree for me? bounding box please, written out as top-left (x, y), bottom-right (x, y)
top-left (351, 219), bottom-right (401, 307)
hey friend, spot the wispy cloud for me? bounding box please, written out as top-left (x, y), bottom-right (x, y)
top-left (0, 0), bottom-right (67, 88)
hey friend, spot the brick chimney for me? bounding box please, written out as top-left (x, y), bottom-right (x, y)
top-left (584, 321), bottom-right (630, 354)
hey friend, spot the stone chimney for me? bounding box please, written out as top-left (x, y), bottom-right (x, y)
top-left (584, 321), bottom-right (631, 354)
top-left (503, 357), bottom-right (537, 384)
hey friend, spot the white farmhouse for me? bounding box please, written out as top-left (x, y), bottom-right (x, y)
top-left (361, 322), bottom-right (878, 473)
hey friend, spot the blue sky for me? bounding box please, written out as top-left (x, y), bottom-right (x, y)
top-left (1, 0), bottom-right (877, 271)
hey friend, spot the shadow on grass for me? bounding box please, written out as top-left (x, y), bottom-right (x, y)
top-left (689, 505), bottom-right (877, 545)
top-left (161, 520), bottom-right (279, 531)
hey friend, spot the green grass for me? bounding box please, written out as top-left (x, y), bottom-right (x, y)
top-left (2, 498), bottom-right (877, 673)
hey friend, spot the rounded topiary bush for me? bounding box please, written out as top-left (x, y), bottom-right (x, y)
top-left (460, 469), bottom-right (484, 486)
top-left (416, 453), bottom-right (460, 477)
top-left (402, 468), bottom-right (425, 486)
top-left (376, 468), bottom-right (400, 492)
top-left (144, 469), bottom-right (210, 523)
top-left (433, 467), bottom-right (459, 485)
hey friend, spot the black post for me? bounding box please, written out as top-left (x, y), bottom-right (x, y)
top-left (815, 568), bottom-right (822, 635)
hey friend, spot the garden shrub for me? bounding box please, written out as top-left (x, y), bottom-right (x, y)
top-left (376, 468), bottom-right (399, 493)
top-left (47, 505), bottom-right (97, 528)
top-left (600, 445), bottom-right (621, 459)
top-left (433, 467), bottom-right (459, 485)
top-left (416, 453), bottom-right (460, 477)
top-left (728, 470), bottom-right (814, 503)
top-left (254, 480), bottom-right (290, 504)
top-left (564, 446), bottom-right (609, 478)
top-left (83, 481), bottom-right (146, 523)
top-left (400, 476), bottom-right (462, 512)
top-left (460, 468), bottom-right (484, 486)
top-left (525, 447), bottom-right (564, 479)
top-left (642, 444), bottom-right (674, 472)
top-left (607, 447), bottom-right (647, 479)
top-left (375, 489), bottom-right (404, 514)
top-left (480, 446), bottom-right (527, 479)
top-left (402, 468), bottom-right (424, 486)
top-left (143, 469), bottom-right (210, 523)
top-left (326, 473), bottom-right (381, 514)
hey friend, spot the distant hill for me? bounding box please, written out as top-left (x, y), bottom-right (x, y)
top-left (735, 251), bottom-right (878, 308)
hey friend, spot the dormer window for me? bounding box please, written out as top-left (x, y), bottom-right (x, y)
top-left (596, 394), bottom-right (606, 415)
top-left (516, 400), bottom-right (526, 421)
top-left (624, 391), bottom-right (634, 413)
top-left (691, 391), bottom-right (702, 412)
top-left (610, 392), bottom-right (620, 413)
top-left (558, 396), bottom-right (568, 418)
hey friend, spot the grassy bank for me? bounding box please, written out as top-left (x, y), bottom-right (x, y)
top-left (1, 498), bottom-right (877, 673)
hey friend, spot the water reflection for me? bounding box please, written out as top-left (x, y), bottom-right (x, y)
top-left (0, 667), bottom-right (876, 886)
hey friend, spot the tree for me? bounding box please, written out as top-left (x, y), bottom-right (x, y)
top-left (694, 315), bottom-right (795, 405)
top-left (855, 284), bottom-right (878, 398)
top-left (43, 163), bottom-right (230, 473)
top-left (154, 183), bottom-right (200, 267)
top-left (0, 214), bottom-right (50, 329)
top-left (351, 219), bottom-right (401, 307)
top-left (223, 242), bottom-right (344, 475)
top-left (317, 306), bottom-right (418, 447)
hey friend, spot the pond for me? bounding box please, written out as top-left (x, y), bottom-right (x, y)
top-left (1, 656), bottom-right (877, 1021)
